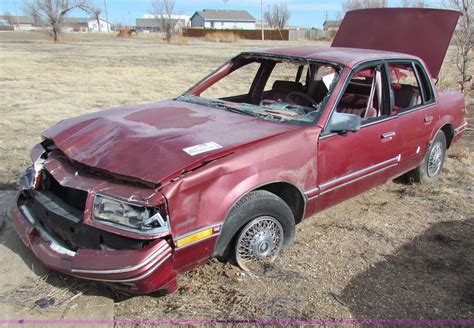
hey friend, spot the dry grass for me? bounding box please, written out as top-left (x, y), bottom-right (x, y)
top-left (204, 31), bottom-right (240, 43)
top-left (0, 273), bottom-right (96, 310)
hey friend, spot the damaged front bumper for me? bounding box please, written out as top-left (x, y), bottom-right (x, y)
top-left (11, 143), bottom-right (179, 295)
top-left (9, 203), bottom-right (178, 294)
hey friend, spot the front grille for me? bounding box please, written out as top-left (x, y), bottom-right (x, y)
top-left (19, 168), bottom-right (153, 250)
top-left (43, 171), bottom-right (88, 211)
top-left (20, 191), bottom-right (151, 251)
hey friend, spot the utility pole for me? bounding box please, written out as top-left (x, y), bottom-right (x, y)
top-left (128, 11), bottom-right (131, 28)
top-left (14, 1), bottom-right (20, 30)
top-left (223, 0), bottom-right (229, 11)
top-left (261, 0), bottom-right (264, 41)
top-left (103, 0), bottom-right (109, 32)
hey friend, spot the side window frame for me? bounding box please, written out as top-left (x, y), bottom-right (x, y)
top-left (413, 61), bottom-right (436, 104)
top-left (385, 59), bottom-right (436, 114)
top-left (321, 60), bottom-right (396, 137)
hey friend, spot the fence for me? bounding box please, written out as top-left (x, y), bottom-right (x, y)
top-left (182, 28), bottom-right (289, 41)
top-left (289, 29), bottom-right (323, 41)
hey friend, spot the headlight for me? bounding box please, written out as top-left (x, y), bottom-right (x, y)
top-left (93, 195), bottom-right (169, 234)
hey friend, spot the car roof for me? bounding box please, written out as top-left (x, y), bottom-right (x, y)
top-left (242, 46), bottom-right (420, 69)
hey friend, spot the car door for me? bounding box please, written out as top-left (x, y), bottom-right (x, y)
top-left (386, 61), bottom-right (439, 175)
top-left (311, 63), bottom-right (403, 212)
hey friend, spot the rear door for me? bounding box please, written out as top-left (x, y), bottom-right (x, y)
top-left (309, 62), bottom-right (403, 212)
top-left (387, 60), bottom-right (439, 174)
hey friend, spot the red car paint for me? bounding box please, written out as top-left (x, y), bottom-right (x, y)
top-left (9, 9), bottom-right (467, 294)
top-left (332, 8), bottom-right (460, 78)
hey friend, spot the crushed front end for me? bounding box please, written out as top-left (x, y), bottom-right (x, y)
top-left (9, 141), bottom-right (178, 294)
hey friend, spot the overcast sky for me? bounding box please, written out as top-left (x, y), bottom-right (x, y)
top-left (1, 0), bottom-right (443, 28)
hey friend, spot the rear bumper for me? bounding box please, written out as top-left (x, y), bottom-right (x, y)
top-left (9, 204), bottom-right (177, 294)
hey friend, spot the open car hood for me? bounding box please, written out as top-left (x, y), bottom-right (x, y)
top-left (42, 100), bottom-right (297, 186)
top-left (332, 8), bottom-right (460, 78)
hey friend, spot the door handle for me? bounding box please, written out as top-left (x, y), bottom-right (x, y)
top-left (424, 116), bottom-right (433, 124)
top-left (381, 131), bottom-right (396, 139)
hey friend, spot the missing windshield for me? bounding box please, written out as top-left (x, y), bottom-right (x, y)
top-left (180, 54), bottom-right (342, 125)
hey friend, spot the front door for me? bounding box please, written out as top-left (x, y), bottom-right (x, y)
top-left (312, 63), bottom-right (403, 212)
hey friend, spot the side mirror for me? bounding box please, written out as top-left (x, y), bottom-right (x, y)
top-left (328, 111), bottom-right (361, 133)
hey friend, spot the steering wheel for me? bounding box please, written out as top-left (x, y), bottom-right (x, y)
top-left (286, 91), bottom-right (319, 109)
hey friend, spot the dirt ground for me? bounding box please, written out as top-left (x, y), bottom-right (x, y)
top-left (0, 31), bottom-right (473, 324)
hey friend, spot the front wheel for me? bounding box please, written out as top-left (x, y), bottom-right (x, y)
top-left (409, 131), bottom-right (447, 184)
top-left (218, 190), bottom-right (295, 272)
top-left (235, 216), bottom-right (284, 271)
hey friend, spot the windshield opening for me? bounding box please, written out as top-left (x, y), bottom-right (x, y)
top-left (179, 54), bottom-right (342, 125)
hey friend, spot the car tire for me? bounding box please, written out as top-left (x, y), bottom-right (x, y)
top-left (215, 190), bottom-right (295, 271)
top-left (409, 130), bottom-right (447, 184)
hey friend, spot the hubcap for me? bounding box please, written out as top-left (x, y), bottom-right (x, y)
top-left (235, 216), bottom-right (284, 271)
top-left (427, 142), bottom-right (443, 177)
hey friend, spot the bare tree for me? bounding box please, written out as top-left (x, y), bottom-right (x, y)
top-left (151, 0), bottom-right (176, 43)
top-left (447, 0), bottom-right (473, 91)
top-left (341, 0), bottom-right (388, 15)
top-left (91, 6), bottom-right (102, 32)
top-left (30, 9), bottom-right (43, 26)
top-left (3, 11), bottom-right (16, 27)
top-left (264, 3), bottom-right (291, 29)
top-left (24, 0), bottom-right (92, 42)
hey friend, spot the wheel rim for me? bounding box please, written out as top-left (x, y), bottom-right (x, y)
top-left (235, 216), bottom-right (284, 271)
top-left (427, 142), bottom-right (443, 177)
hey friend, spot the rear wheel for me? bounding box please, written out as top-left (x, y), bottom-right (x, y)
top-left (409, 131), bottom-right (447, 184)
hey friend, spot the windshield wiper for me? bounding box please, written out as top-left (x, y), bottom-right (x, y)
top-left (223, 106), bottom-right (256, 117)
top-left (180, 96), bottom-right (256, 117)
top-left (210, 101), bottom-right (256, 117)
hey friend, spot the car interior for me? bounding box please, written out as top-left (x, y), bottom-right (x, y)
top-left (261, 63), bottom-right (335, 107)
top-left (336, 68), bottom-right (382, 120)
top-left (200, 57), bottom-right (338, 112)
top-left (389, 64), bottom-right (422, 112)
top-left (335, 63), bottom-right (423, 121)
top-left (198, 57), bottom-right (425, 121)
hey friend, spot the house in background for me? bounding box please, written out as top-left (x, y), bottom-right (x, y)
top-left (190, 9), bottom-right (256, 30)
top-left (63, 17), bottom-right (111, 32)
top-left (136, 15), bottom-right (189, 33)
top-left (63, 18), bottom-right (89, 32)
top-left (0, 15), bottom-right (35, 30)
top-left (88, 17), bottom-right (112, 32)
top-left (322, 20), bottom-right (341, 37)
top-left (136, 18), bottom-right (161, 32)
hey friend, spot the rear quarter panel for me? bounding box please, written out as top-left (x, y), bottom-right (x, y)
top-left (431, 89), bottom-right (466, 142)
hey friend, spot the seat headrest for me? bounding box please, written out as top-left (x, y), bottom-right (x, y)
top-left (272, 80), bottom-right (304, 93)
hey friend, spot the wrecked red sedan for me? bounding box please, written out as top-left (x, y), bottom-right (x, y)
top-left (10, 8), bottom-right (467, 294)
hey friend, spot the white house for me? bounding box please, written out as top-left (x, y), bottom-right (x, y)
top-left (88, 17), bottom-right (112, 32)
top-left (190, 9), bottom-right (256, 30)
